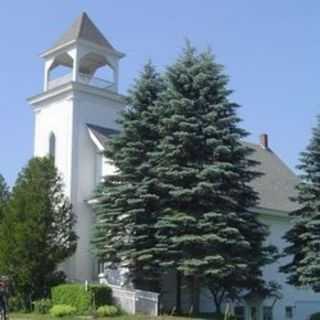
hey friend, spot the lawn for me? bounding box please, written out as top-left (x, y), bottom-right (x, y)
top-left (10, 314), bottom-right (209, 320)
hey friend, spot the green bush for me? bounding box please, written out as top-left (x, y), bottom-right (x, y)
top-left (33, 298), bottom-right (52, 314)
top-left (51, 283), bottom-right (112, 314)
top-left (198, 313), bottom-right (235, 320)
top-left (51, 284), bottom-right (90, 314)
top-left (90, 284), bottom-right (113, 309)
top-left (50, 304), bottom-right (77, 317)
top-left (311, 313), bottom-right (320, 320)
top-left (96, 305), bottom-right (119, 317)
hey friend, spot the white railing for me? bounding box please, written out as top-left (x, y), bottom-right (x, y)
top-left (47, 73), bottom-right (72, 90)
top-left (47, 73), bottom-right (114, 91)
top-left (99, 274), bottom-right (159, 316)
top-left (79, 73), bottom-right (114, 89)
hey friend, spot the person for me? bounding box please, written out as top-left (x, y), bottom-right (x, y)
top-left (0, 277), bottom-right (8, 319)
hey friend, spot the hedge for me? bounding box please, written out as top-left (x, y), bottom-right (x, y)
top-left (311, 313), bottom-right (320, 320)
top-left (51, 284), bottom-right (112, 314)
top-left (90, 284), bottom-right (113, 309)
top-left (33, 298), bottom-right (52, 314)
top-left (50, 304), bottom-right (77, 317)
top-left (97, 305), bottom-right (120, 317)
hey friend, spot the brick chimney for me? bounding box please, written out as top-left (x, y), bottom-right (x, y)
top-left (260, 133), bottom-right (269, 149)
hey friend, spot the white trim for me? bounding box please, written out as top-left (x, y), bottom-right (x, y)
top-left (41, 39), bottom-right (125, 60)
top-left (88, 127), bottom-right (105, 152)
top-left (28, 81), bottom-right (126, 107)
top-left (40, 40), bottom-right (77, 58)
top-left (77, 39), bottom-right (125, 58)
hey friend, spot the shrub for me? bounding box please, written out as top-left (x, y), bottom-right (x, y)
top-left (52, 284), bottom-right (90, 314)
top-left (96, 305), bottom-right (119, 317)
top-left (33, 298), bottom-right (52, 314)
top-left (51, 284), bottom-right (112, 314)
top-left (198, 313), bottom-right (235, 320)
top-left (311, 313), bottom-right (320, 320)
top-left (50, 304), bottom-right (77, 317)
top-left (90, 285), bottom-right (112, 309)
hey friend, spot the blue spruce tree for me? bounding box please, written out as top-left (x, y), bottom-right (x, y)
top-left (92, 62), bottom-right (164, 291)
top-left (152, 44), bottom-right (275, 314)
top-left (281, 115), bottom-right (320, 291)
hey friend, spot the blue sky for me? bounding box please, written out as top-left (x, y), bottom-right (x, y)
top-left (0, 0), bottom-right (319, 185)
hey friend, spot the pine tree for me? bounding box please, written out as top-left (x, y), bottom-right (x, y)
top-left (92, 62), bottom-right (164, 291)
top-left (281, 115), bottom-right (320, 290)
top-left (152, 44), bottom-right (275, 313)
top-left (0, 174), bottom-right (9, 220)
top-left (0, 157), bottom-right (77, 307)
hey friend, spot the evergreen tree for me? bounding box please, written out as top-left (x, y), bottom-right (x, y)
top-left (0, 157), bottom-right (77, 307)
top-left (152, 44), bottom-right (275, 313)
top-left (0, 174), bottom-right (9, 220)
top-left (92, 62), bottom-right (164, 291)
top-left (281, 115), bottom-right (320, 290)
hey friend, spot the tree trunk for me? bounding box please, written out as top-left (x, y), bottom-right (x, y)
top-left (210, 289), bottom-right (223, 315)
top-left (191, 276), bottom-right (200, 314)
top-left (215, 300), bottom-right (222, 315)
top-left (176, 270), bottom-right (182, 314)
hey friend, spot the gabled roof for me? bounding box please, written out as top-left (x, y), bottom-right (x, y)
top-left (87, 123), bottom-right (119, 151)
top-left (51, 12), bottom-right (116, 51)
top-left (248, 143), bottom-right (299, 213)
top-left (86, 124), bottom-right (299, 213)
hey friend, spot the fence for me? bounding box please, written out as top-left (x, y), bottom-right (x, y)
top-left (99, 274), bottom-right (159, 316)
top-left (47, 72), bottom-right (114, 90)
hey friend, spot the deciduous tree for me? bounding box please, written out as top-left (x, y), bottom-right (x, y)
top-left (0, 174), bottom-right (9, 220)
top-left (0, 157), bottom-right (77, 307)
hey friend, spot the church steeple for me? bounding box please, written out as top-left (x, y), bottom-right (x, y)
top-left (41, 12), bottom-right (124, 93)
top-left (50, 12), bottom-right (117, 53)
top-left (28, 13), bottom-right (126, 282)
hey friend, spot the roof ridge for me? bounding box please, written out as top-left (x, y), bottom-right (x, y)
top-left (49, 12), bottom-right (116, 52)
top-left (76, 12), bottom-right (86, 39)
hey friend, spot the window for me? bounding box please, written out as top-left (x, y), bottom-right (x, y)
top-left (285, 306), bottom-right (293, 319)
top-left (49, 132), bottom-right (56, 161)
top-left (251, 307), bottom-right (257, 320)
top-left (234, 306), bottom-right (245, 320)
top-left (263, 306), bottom-right (273, 320)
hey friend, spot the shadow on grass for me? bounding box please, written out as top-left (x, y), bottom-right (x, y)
top-left (10, 313), bottom-right (223, 320)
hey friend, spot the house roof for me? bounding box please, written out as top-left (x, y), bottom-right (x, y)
top-left (87, 124), bottom-right (299, 213)
top-left (87, 124), bottom-right (119, 150)
top-left (248, 143), bottom-right (299, 213)
top-left (51, 12), bottom-right (116, 51)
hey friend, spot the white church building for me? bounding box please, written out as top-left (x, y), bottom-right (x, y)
top-left (27, 12), bottom-right (320, 320)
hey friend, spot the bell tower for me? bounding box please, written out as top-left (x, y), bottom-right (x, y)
top-left (42, 12), bottom-right (123, 93)
top-left (28, 13), bottom-right (126, 281)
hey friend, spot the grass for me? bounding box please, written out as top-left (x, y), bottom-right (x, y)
top-left (10, 313), bottom-right (210, 320)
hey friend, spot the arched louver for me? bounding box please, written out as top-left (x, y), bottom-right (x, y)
top-left (49, 132), bottom-right (56, 161)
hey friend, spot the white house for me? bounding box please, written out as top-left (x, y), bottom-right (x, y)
top-left (27, 13), bottom-right (320, 320)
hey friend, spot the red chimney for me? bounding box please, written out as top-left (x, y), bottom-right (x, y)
top-left (260, 133), bottom-right (269, 149)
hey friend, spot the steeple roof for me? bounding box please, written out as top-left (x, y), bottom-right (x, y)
top-left (51, 12), bottom-right (116, 52)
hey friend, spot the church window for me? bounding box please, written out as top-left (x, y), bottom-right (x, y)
top-left (285, 306), bottom-right (293, 318)
top-left (263, 306), bottom-right (273, 320)
top-left (234, 306), bottom-right (245, 320)
top-left (251, 307), bottom-right (257, 320)
top-left (49, 132), bottom-right (56, 161)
